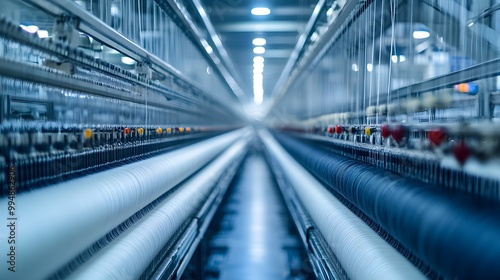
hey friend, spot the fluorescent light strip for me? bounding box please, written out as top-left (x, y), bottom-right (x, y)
top-left (251, 7), bottom-right (271, 16)
top-left (252, 38), bottom-right (266, 46)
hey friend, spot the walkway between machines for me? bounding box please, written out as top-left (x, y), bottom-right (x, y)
top-left (210, 153), bottom-right (302, 280)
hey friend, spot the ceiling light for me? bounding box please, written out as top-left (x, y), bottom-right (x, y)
top-left (253, 56), bottom-right (264, 63)
top-left (254, 66), bottom-right (264, 72)
top-left (326, 7), bottom-right (334, 17)
top-left (413, 30), bottom-right (430, 39)
top-left (205, 45), bottom-right (213, 54)
top-left (310, 32), bottom-right (319, 42)
top-left (391, 55), bottom-right (407, 63)
top-left (254, 96), bottom-right (263, 105)
top-left (121, 56), bottom-right (136, 65)
top-left (20, 24), bottom-right (39, 34)
top-left (253, 47), bottom-right (265, 54)
top-left (351, 64), bottom-right (359, 72)
top-left (111, 4), bottom-right (120, 16)
top-left (468, 21), bottom-right (474, 27)
top-left (253, 68), bottom-right (263, 74)
top-left (367, 63), bottom-right (373, 72)
top-left (253, 38), bottom-right (266, 46)
top-left (37, 30), bottom-right (49, 38)
top-left (254, 73), bottom-right (263, 80)
top-left (251, 7), bottom-right (271, 16)
top-left (254, 61), bottom-right (264, 68)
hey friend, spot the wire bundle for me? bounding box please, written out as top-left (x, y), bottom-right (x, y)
top-left (260, 130), bottom-right (425, 280)
top-left (274, 132), bottom-right (500, 279)
top-left (67, 139), bottom-right (248, 279)
top-left (0, 128), bottom-right (247, 280)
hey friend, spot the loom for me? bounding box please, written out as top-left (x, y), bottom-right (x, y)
top-left (0, 0), bottom-right (499, 279)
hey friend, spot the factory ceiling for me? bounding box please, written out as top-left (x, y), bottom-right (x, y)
top-left (200, 0), bottom-right (318, 105)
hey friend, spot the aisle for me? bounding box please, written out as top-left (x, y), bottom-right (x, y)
top-left (211, 154), bottom-right (302, 280)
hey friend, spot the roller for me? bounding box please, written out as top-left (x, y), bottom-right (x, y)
top-left (67, 138), bottom-right (249, 279)
top-left (260, 130), bottom-right (425, 280)
top-left (0, 128), bottom-right (248, 280)
top-left (274, 132), bottom-right (500, 279)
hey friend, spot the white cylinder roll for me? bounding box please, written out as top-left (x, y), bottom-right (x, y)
top-left (259, 130), bottom-right (425, 280)
top-left (0, 128), bottom-right (248, 280)
top-left (68, 138), bottom-right (248, 279)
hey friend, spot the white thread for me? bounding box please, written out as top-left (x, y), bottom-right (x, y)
top-left (68, 139), bottom-right (248, 280)
top-left (260, 130), bottom-right (424, 280)
top-left (0, 128), bottom-right (249, 280)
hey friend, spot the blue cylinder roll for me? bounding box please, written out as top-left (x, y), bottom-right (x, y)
top-left (274, 132), bottom-right (500, 279)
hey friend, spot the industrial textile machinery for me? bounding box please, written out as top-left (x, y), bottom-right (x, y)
top-left (0, 0), bottom-right (250, 279)
top-left (0, 0), bottom-right (500, 279)
top-left (263, 0), bottom-right (500, 279)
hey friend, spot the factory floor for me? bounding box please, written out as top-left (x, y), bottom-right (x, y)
top-left (184, 153), bottom-right (310, 279)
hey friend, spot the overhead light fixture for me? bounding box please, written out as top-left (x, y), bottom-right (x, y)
top-left (20, 24), bottom-right (39, 34)
top-left (310, 32), bottom-right (319, 42)
top-left (253, 47), bottom-right (265, 54)
top-left (253, 73), bottom-right (263, 79)
top-left (391, 55), bottom-right (407, 63)
top-left (351, 64), bottom-right (359, 72)
top-left (121, 56), bottom-right (136, 65)
top-left (254, 64), bottom-right (264, 71)
top-left (251, 7), bottom-right (271, 16)
top-left (252, 38), bottom-right (266, 46)
top-left (468, 21), bottom-right (474, 27)
top-left (413, 30), bottom-right (430, 39)
top-left (326, 7), bottom-right (334, 17)
top-left (205, 45), bottom-right (213, 54)
top-left (111, 4), bottom-right (120, 16)
top-left (367, 63), bottom-right (373, 72)
top-left (37, 30), bottom-right (49, 38)
top-left (253, 56), bottom-right (264, 63)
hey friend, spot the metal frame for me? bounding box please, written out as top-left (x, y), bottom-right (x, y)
top-left (0, 57), bottom-right (218, 119)
top-left (156, 0), bottom-right (246, 101)
top-left (20, 0), bottom-right (245, 117)
top-left (266, 0), bottom-right (369, 115)
top-left (391, 57), bottom-right (500, 99)
top-left (271, 0), bottom-right (327, 99)
top-left (190, 0), bottom-right (241, 86)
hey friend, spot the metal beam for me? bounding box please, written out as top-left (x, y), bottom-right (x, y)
top-left (391, 57), bottom-right (500, 99)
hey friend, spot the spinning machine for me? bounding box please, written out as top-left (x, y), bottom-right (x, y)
top-left (263, 0), bottom-right (500, 279)
top-left (0, 0), bottom-right (249, 279)
top-left (0, 0), bottom-right (500, 279)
